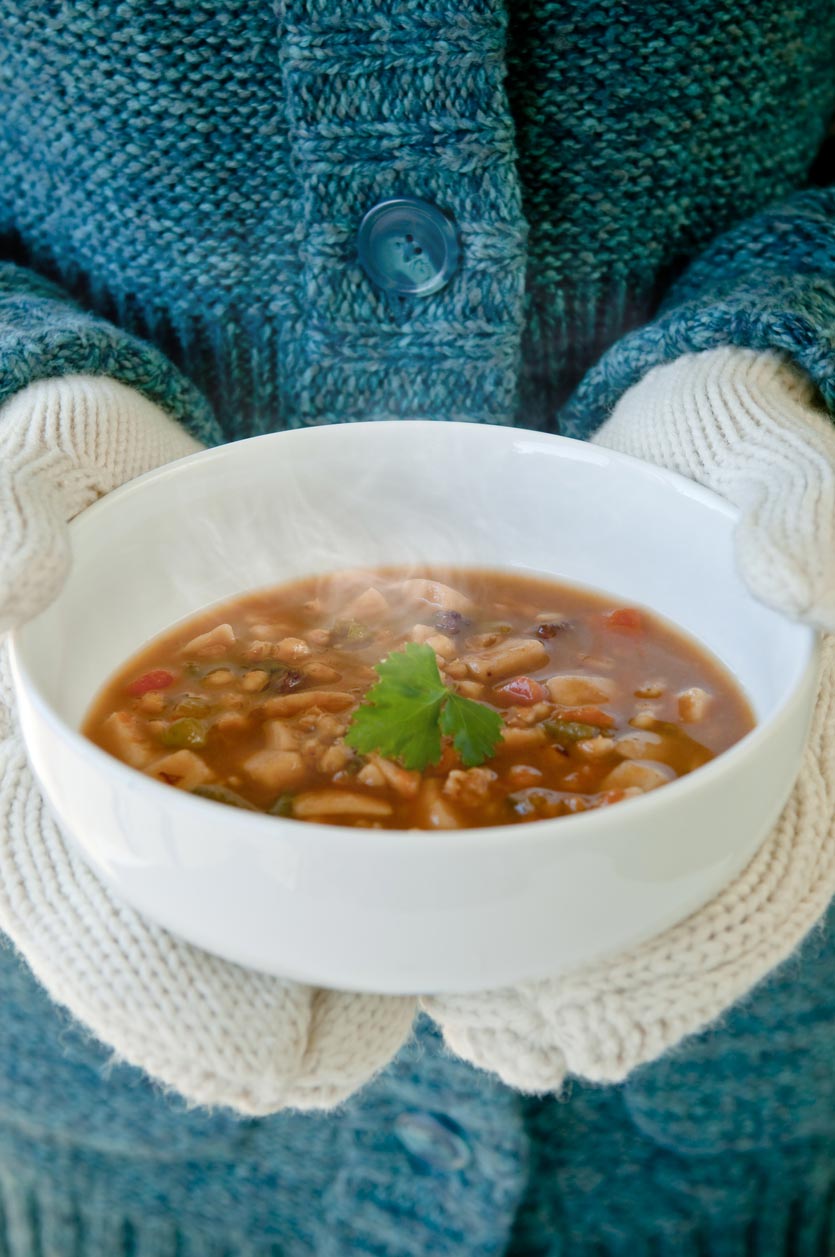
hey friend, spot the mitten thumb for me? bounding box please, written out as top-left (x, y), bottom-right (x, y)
top-left (0, 376), bottom-right (202, 632)
top-left (593, 348), bottom-right (835, 631)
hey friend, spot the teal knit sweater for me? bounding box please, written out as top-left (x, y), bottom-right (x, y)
top-left (2, 3), bottom-right (835, 1255)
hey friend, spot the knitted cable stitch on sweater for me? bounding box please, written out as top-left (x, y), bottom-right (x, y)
top-left (1, 0), bottom-right (834, 437)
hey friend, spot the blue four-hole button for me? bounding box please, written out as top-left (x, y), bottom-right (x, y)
top-left (357, 198), bottom-right (460, 297)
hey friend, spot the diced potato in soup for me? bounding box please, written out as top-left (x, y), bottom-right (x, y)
top-left (83, 567), bottom-right (754, 829)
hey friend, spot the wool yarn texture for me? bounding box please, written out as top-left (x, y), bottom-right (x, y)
top-left (0, 376), bottom-right (202, 633)
top-left (425, 348), bottom-right (835, 1092)
top-left (3, 2), bottom-right (835, 441)
top-left (597, 348), bottom-right (835, 632)
top-left (0, 376), bottom-right (415, 1113)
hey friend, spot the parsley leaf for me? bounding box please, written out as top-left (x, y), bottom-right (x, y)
top-left (345, 642), bottom-right (504, 771)
top-left (440, 691), bottom-right (504, 768)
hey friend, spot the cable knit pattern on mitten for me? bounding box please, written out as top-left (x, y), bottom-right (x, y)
top-left (0, 375), bottom-right (416, 1111)
top-left (425, 348), bottom-right (835, 1091)
top-left (0, 376), bottom-right (203, 631)
top-left (594, 348), bottom-right (835, 630)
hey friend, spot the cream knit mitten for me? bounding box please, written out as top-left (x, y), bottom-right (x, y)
top-left (598, 347), bottom-right (835, 632)
top-left (425, 348), bottom-right (835, 1091)
top-left (0, 376), bottom-right (415, 1113)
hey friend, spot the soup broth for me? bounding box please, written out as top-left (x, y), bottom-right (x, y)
top-left (83, 568), bottom-right (754, 829)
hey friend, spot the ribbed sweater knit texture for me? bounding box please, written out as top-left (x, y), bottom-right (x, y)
top-left (3, 1), bottom-right (835, 441)
top-left (2, 2), bottom-right (835, 1255)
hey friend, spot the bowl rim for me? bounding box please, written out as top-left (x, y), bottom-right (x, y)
top-left (37, 418), bottom-right (751, 537)
top-left (9, 421), bottom-right (822, 855)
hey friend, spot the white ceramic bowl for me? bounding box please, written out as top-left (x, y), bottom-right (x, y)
top-left (9, 422), bottom-right (819, 993)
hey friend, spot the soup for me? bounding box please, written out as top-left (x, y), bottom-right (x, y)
top-left (82, 568), bottom-right (754, 829)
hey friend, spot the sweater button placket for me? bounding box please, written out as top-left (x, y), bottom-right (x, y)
top-left (281, 0), bottom-right (527, 423)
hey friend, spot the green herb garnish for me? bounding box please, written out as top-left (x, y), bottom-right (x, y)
top-left (270, 792), bottom-right (296, 817)
top-left (345, 642), bottom-right (503, 770)
top-left (543, 719), bottom-right (605, 744)
top-left (191, 784), bottom-right (258, 811)
top-left (332, 618), bottom-right (373, 647)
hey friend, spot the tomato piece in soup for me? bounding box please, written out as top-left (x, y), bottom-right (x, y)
top-left (126, 669), bottom-right (176, 697)
top-left (606, 608), bottom-right (643, 631)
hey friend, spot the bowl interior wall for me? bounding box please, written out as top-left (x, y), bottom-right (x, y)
top-left (18, 424), bottom-right (809, 727)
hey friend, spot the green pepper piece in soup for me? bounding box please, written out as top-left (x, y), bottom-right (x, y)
top-left (162, 718), bottom-right (208, 749)
top-left (191, 784), bottom-right (258, 811)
